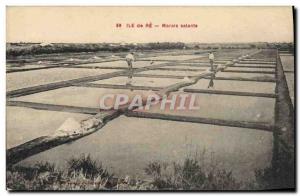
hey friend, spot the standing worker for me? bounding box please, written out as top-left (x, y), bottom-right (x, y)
top-left (125, 52), bottom-right (135, 86)
top-left (208, 51), bottom-right (215, 88)
top-left (208, 51), bottom-right (215, 71)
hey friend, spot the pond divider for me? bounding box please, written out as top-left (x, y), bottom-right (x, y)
top-left (7, 101), bottom-right (99, 115)
top-left (183, 88), bottom-right (276, 98)
top-left (7, 50), bottom-right (267, 167)
top-left (125, 111), bottom-right (274, 131)
top-left (222, 70), bottom-right (275, 74)
top-left (6, 61), bottom-right (177, 98)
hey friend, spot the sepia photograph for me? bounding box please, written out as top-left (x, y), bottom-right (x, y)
top-left (5, 6), bottom-right (295, 191)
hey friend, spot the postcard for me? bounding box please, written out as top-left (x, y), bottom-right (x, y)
top-left (6, 6), bottom-right (295, 191)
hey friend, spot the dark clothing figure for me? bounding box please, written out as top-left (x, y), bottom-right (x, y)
top-left (209, 52), bottom-right (215, 71)
top-left (208, 52), bottom-right (215, 88)
top-left (126, 59), bottom-right (133, 80)
top-left (209, 59), bottom-right (214, 71)
top-left (208, 72), bottom-right (215, 88)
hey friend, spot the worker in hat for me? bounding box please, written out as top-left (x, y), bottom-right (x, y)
top-left (208, 52), bottom-right (215, 88)
top-left (208, 51), bottom-right (215, 71)
top-left (125, 52), bottom-right (135, 86)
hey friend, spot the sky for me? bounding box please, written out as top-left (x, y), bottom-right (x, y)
top-left (6, 6), bottom-right (294, 43)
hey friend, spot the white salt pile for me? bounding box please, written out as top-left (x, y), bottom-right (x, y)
top-left (53, 118), bottom-right (82, 136)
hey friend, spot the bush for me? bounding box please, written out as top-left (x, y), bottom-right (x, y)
top-left (8, 153), bottom-right (288, 191)
top-left (7, 155), bottom-right (113, 190)
top-left (144, 158), bottom-right (241, 190)
top-left (67, 154), bottom-right (110, 179)
top-left (7, 162), bottom-right (62, 190)
top-left (10, 162), bottom-right (55, 180)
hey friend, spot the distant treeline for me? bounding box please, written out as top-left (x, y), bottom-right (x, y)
top-left (193, 42), bottom-right (294, 51)
top-left (6, 42), bottom-right (186, 57)
top-left (6, 42), bottom-right (294, 57)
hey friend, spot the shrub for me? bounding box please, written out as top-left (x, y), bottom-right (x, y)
top-left (67, 154), bottom-right (110, 179)
top-left (144, 157), bottom-right (241, 190)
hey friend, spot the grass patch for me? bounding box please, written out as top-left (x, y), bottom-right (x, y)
top-left (7, 154), bottom-right (114, 191)
top-left (6, 152), bottom-right (294, 191)
top-left (67, 154), bottom-right (110, 179)
top-left (144, 158), bottom-right (241, 190)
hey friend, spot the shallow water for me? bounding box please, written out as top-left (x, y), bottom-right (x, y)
top-left (235, 63), bottom-right (275, 68)
top-left (187, 79), bottom-right (276, 94)
top-left (7, 68), bottom-right (119, 91)
top-left (8, 50), bottom-right (276, 183)
top-left (139, 69), bottom-right (205, 76)
top-left (76, 60), bottom-right (165, 68)
top-left (135, 91), bottom-right (275, 124)
top-left (141, 55), bottom-right (200, 61)
top-left (18, 116), bottom-right (273, 182)
top-left (6, 106), bottom-right (91, 148)
top-left (11, 87), bottom-right (147, 108)
top-left (7, 64), bottom-right (50, 69)
top-left (159, 65), bottom-right (207, 70)
top-left (216, 72), bottom-right (275, 80)
top-left (91, 76), bottom-right (182, 87)
top-left (284, 73), bottom-right (294, 106)
top-left (226, 67), bottom-right (275, 72)
top-left (280, 55), bottom-right (294, 71)
top-left (280, 55), bottom-right (294, 106)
